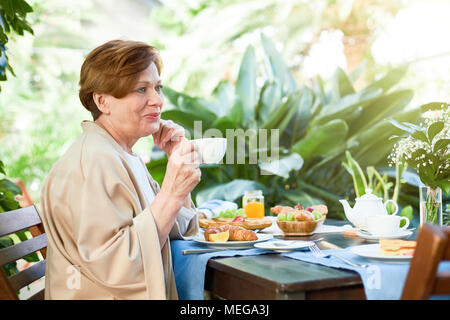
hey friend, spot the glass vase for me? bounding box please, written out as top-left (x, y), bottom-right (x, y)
top-left (419, 186), bottom-right (443, 226)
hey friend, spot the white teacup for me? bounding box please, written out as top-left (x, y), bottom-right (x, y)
top-left (191, 138), bottom-right (227, 164)
top-left (366, 215), bottom-right (410, 236)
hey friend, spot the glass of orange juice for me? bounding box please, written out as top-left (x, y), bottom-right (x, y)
top-left (243, 190), bottom-right (265, 218)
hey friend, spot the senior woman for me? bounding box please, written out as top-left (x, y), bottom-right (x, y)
top-left (40, 40), bottom-right (201, 299)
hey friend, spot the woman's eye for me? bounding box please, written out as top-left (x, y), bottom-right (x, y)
top-left (156, 85), bottom-right (163, 92)
top-left (137, 87), bottom-right (146, 93)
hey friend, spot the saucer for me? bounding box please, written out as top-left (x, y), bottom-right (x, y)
top-left (357, 229), bottom-right (413, 241)
top-left (349, 244), bottom-right (412, 263)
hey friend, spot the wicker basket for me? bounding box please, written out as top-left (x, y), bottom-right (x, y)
top-left (276, 216), bottom-right (326, 236)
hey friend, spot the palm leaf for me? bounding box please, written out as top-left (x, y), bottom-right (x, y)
top-left (261, 33), bottom-right (297, 94)
top-left (291, 119), bottom-right (349, 161)
top-left (236, 45), bottom-right (258, 125)
top-left (364, 64), bottom-right (408, 93)
top-left (195, 179), bottom-right (267, 206)
top-left (258, 153), bottom-right (303, 179)
top-left (332, 67), bottom-right (355, 99)
top-left (344, 151), bottom-right (367, 198)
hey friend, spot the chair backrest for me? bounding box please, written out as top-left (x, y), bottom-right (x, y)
top-left (0, 205), bottom-right (47, 300)
top-left (401, 223), bottom-right (450, 300)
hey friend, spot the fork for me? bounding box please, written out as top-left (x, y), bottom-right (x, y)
top-left (308, 243), bottom-right (369, 268)
top-left (272, 237), bottom-right (324, 247)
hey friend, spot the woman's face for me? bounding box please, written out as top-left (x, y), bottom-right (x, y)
top-left (103, 62), bottom-right (164, 142)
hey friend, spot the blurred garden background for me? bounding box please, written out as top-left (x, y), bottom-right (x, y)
top-left (0, 0), bottom-right (449, 225)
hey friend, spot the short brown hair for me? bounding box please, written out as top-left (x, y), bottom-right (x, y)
top-left (79, 40), bottom-right (163, 120)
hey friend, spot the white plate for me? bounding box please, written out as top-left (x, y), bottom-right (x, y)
top-left (192, 233), bottom-right (273, 248)
top-left (349, 244), bottom-right (412, 262)
top-left (254, 240), bottom-right (313, 253)
top-left (357, 229), bottom-right (413, 241)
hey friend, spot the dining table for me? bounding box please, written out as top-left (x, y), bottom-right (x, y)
top-left (199, 219), bottom-right (416, 300)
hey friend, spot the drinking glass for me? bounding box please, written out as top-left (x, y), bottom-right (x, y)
top-left (419, 186), bottom-right (443, 226)
top-left (243, 190), bottom-right (265, 218)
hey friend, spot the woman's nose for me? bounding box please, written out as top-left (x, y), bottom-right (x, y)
top-left (147, 88), bottom-right (163, 107)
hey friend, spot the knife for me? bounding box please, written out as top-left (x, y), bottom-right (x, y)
top-left (182, 247), bottom-right (251, 255)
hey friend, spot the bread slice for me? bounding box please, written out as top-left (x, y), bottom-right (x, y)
top-left (199, 217), bottom-right (272, 230)
top-left (379, 239), bottom-right (416, 256)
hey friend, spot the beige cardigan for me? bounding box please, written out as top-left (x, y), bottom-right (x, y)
top-left (40, 121), bottom-right (199, 299)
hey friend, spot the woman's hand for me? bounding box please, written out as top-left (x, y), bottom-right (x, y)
top-left (150, 139), bottom-right (201, 247)
top-left (159, 138), bottom-right (201, 204)
top-left (152, 119), bottom-right (185, 157)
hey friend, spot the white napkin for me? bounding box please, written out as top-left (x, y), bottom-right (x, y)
top-left (196, 200), bottom-right (238, 219)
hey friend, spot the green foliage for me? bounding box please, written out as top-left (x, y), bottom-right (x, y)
top-left (0, 158), bottom-right (41, 281)
top-left (0, 0), bottom-right (33, 90)
top-left (400, 205), bottom-right (413, 227)
top-left (0, 161), bottom-right (21, 212)
top-left (0, 0), bottom-right (41, 281)
top-left (342, 151), bottom-right (367, 199)
top-left (0, 164), bottom-right (26, 278)
top-left (343, 150), bottom-right (411, 212)
top-left (0, 150), bottom-right (41, 281)
top-left (389, 103), bottom-right (449, 195)
top-left (0, 0), bottom-right (92, 200)
top-left (343, 151), bottom-right (420, 226)
top-left (150, 35), bottom-right (421, 218)
top-left (0, 177), bottom-right (21, 211)
top-left (150, 0), bottom-right (407, 98)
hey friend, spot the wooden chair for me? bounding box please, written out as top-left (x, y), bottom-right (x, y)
top-left (401, 223), bottom-right (450, 299)
top-left (0, 205), bottom-right (47, 300)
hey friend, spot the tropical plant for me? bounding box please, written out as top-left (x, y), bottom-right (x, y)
top-left (388, 103), bottom-right (449, 225)
top-left (343, 150), bottom-right (413, 224)
top-left (0, 0), bottom-right (34, 91)
top-left (0, 162), bottom-right (40, 279)
top-left (0, 0), bottom-right (94, 201)
top-left (148, 34), bottom-right (422, 219)
top-left (0, 0), bottom-right (40, 283)
top-left (150, 0), bottom-right (406, 97)
top-left (388, 103), bottom-right (450, 195)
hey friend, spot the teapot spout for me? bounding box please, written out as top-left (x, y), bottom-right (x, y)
top-left (339, 199), bottom-right (354, 222)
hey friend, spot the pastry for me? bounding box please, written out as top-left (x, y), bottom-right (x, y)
top-left (204, 225), bottom-right (258, 241)
top-left (379, 239), bottom-right (416, 256)
top-left (293, 210), bottom-right (315, 222)
top-left (270, 205), bottom-right (297, 215)
top-left (271, 204), bottom-right (328, 221)
top-left (271, 203), bottom-right (328, 235)
top-left (309, 204), bottom-right (328, 215)
top-left (199, 217), bottom-right (272, 230)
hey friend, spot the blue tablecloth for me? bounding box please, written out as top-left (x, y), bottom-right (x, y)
top-left (171, 239), bottom-right (450, 300)
top-left (281, 249), bottom-right (450, 300)
top-left (170, 239), bottom-right (272, 300)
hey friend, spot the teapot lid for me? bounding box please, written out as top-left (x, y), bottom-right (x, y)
top-left (357, 189), bottom-right (380, 201)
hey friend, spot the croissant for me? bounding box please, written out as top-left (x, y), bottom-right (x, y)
top-left (270, 205), bottom-right (297, 215)
top-left (310, 204), bottom-right (328, 215)
top-left (204, 225), bottom-right (257, 241)
top-left (293, 210), bottom-right (315, 222)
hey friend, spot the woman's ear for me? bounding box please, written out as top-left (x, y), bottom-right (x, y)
top-left (93, 93), bottom-right (110, 115)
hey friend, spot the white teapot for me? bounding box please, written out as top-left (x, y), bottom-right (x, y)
top-left (339, 189), bottom-right (398, 229)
